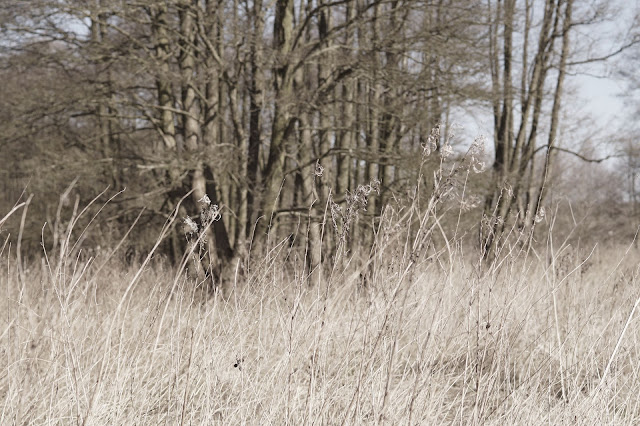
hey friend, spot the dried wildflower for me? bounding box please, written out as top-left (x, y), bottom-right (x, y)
top-left (440, 125), bottom-right (461, 160)
top-left (504, 183), bottom-right (514, 198)
top-left (183, 216), bottom-right (199, 235)
top-left (469, 136), bottom-right (486, 173)
top-left (183, 194), bottom-right (223, 253)
top-left (202, 204), bottom-right (221, 224)
top-left (441, 143), bottom-right (454, 159)
top-left (534, 207), bottom-right (546, 223)
top-left (472, 161), bottom-right (485, 174)
top-left (198, 194), bottom-right (211, 207)
top-left (422, 125), bottom-right (440, 156)
top-left (369, 179), bottom-right (381, 195)
top-left (331, 179), bottom-right (380, 246)
top-left (330, 196), bottom-right (342, 235)
top-left (482, 214), bottom-right (504, 230)
top-left (470, 135), bottom-right (485, 152)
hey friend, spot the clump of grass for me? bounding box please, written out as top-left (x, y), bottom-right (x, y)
top-left (330, 179), bottom-right (380, 250)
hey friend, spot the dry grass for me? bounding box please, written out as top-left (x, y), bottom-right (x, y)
top-left (2, 139), bottom-right (640, 424)
top-left (2, 226), bottom-right (640, 425)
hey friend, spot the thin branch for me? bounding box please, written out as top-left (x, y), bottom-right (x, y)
top-left (533, 144), bottom-right (621, 163)
top-left (567, 38), bottom-right (640, 67)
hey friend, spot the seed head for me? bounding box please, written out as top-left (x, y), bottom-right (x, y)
top-left (198, 194), bottom-right (211, 207)
top-left (534, 207), bottom-right (546, 223)
top-left (183, 216), bottom-right (199, 235)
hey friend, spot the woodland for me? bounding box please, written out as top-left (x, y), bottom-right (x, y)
top-left (1, 0), bottom-right (639, 277)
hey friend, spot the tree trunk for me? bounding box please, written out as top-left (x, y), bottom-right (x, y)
top-left (152, 3), bottom-right (177, 153)
top-left (482, 0), bottom-right (564, 258)
top-left (299, 113), bottom-right (323, 285)
top-left (255, 0), bottom-right (295, 242)
top-left (246, 0), bottom-right (265, 240)
top-left (336, 1), bottom-right (356, 198)
top-left (530, 0), bottom-right (573, 228)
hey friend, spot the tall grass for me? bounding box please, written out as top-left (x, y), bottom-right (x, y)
top-left (2, 140), bottom-right (640, 424)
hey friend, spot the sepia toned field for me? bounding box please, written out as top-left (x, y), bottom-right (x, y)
top-left (3, 1), bottom-right (640, 424)
top-left (2, 211), bottom-right (640, 425)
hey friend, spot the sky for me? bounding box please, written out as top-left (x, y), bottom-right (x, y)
top-left (571, 0), bottom-right (637, 136)
top-left (563, 1), bottom-right (638, 160)
top-left (579, 76), bottom-right (625, 124)
top-left (576, 73), bottom-right (629, 136)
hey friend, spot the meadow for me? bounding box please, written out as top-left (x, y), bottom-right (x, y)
top-left (2, 194), bottom-right (640, 425)
top-left (2, 0), bottom-right (637, 423)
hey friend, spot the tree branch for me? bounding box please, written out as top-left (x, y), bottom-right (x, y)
top-left (533, 144), bottom-right (621, 163)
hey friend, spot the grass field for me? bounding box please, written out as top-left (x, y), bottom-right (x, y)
top-left (2, 211), bottom-right (640, 425)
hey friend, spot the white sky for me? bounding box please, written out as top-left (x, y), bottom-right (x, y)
top-left (579, 76), bottom-right (625, 123)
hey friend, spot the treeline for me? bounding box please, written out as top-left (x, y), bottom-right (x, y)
top-left (4, 0), bottom-right (625, 271)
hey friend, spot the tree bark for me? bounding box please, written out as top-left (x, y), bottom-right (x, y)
top-left (152, 3), bottom-right (177, 153)
top-left (246, 0), bottom-right (265, 240)
top-left (255, 0), bottom-right (296, 242)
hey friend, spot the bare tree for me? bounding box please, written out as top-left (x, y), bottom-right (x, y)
top-left (481, 0), bottom-right (574, 256)
top-left (9, 0), bottom-right (630, 278)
